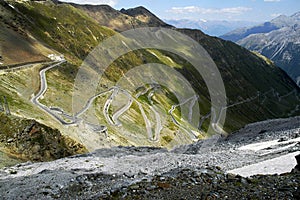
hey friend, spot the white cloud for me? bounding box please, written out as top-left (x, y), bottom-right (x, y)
top-left (270, 13), bottom-right (282, 18)
top-left (60, 0), bottom-right (118, 7)
top-left (168, 6), bottom-right (252, 15)
top-left (264, 0), bottom-right (281, 2)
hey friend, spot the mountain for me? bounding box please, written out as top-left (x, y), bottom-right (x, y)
top-left (221, 11), bottom-right (300, 86)
top-left (61, 3), bottom-right (173, 32)
top-left (62, 3), bottom-right (143, 32)
top-left (0, 0), bottom-right (299, 152)
top-left (239, 24), bottom-right (300, 84)
top-left (220, 14), bottom-right (297, 42)
top-left (165, 19), bottom-right (258, 36)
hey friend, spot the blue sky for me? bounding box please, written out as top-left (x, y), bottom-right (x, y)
top-left (61, 0), bottom-right (300, 22)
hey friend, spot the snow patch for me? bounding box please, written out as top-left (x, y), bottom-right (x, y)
top-left (238, 136), bottom-right (300, 151)
top-left (228, 151), bottom-right (299, 177)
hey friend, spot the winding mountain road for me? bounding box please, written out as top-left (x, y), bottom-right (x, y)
top-left (32, 60), bottom-right (283, 141)
top-left (32, 61), bottom-right (65, 103)
top-left (111, 89), bottom-right (133, 126)
top-left (76, 88), bottom-right (115, 117)
top-left (168, 95), bottom-right (199, 139)
top-left (30, 60), bottom-right (77, 125)
top-left (149, 106), bottom-right (162, 142)
top-left (103, 87), bottom-right (119, 125)
top-left (34, 60), bottom-right (295, 142)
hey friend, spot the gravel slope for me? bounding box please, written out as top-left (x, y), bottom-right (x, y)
top-left (0, 117), bottom-right (299, 199)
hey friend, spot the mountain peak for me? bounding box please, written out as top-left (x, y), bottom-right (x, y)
top-left (121, 6), bottom-right (149, 13)
top-left (122, 6), bottom-right (155, 17)
top-left (271, 14), bottom-right (287, 20)
top-left (291, 11), bottom-right (300, 20)
top-left (120, 6), bottom-right (173, 28)
top-left (120, 6), bottom-right (157, 19)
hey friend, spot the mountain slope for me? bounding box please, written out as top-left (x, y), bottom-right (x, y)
top-left (177, 28), bottom-right (300, 130)
top-left (0, 1), bottom-right (53, 66)
top-left (0, 0), bottom-right (299, 150)
top-left (239, 24), bottom-right (300, 83)
top-left (221, 11), bottom-right (300, 86)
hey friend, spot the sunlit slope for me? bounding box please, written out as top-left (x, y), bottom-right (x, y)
top-left (0, 1), bottom-right (52, 66)
top-left (8, 0), bottom-right (115, 64)
top-left (1, 1), bottom-right (202, 149)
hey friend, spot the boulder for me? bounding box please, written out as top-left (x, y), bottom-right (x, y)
top-left (292, 154), bottom-right (300, 172)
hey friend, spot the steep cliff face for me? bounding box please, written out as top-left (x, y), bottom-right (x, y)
top-left (238, 24), bottom-right (300, 86)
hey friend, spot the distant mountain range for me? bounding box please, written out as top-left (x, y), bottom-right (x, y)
top-left (165, 19), bottom-right (258, 36)
top-left (221, 12), bottom-right (300, 87)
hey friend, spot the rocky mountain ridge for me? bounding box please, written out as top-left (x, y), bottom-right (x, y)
top-left (221, 12), bottom-right (300, 42)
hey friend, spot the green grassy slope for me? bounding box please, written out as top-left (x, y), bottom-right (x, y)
top-left (10, 0), bottom-right (115, 65)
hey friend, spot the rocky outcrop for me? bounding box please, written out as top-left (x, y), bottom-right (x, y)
top-left (0, 113), bottom-right (87, 162)
top-left (292, 154), bottom-right (300, 172)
